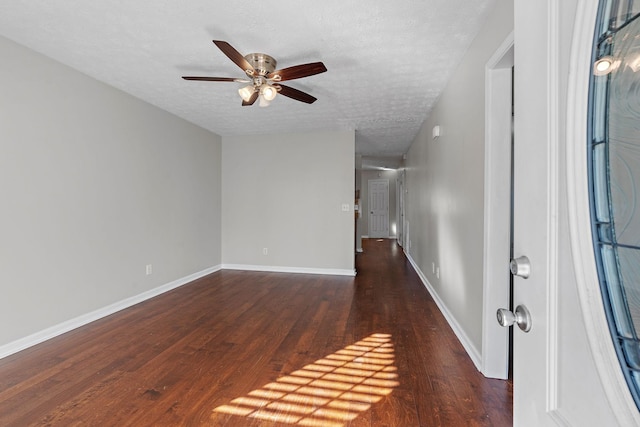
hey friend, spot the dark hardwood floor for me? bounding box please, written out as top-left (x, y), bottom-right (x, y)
top-left (0, 239), bottom-right (512, 426)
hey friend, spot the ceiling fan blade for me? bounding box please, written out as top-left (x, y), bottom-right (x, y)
top-left (242, 91), bottom-right (259, 106)
top-left (276, 84), bottom-right (317, 104)
top-left (268, 62), bottom-right (327, 82)
top-left (182, 76), bottom-right (239, 82)
top-left (212, 40), bottom-right (255, 75)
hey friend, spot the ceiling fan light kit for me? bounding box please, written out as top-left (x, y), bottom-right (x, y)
top-left (261, 84), bottom-right (277, 101)
top-left (238, 85), bottom-right (255, 102)
top-left (182, 40), bottom-right (327, 107)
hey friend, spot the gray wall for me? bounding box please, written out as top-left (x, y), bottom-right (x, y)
top-left (222, 131), bottom-right (355, 274)
top-left (404, 0), bottom-right (513, 353)
top-left (0, 35), bottom-right (222, 348)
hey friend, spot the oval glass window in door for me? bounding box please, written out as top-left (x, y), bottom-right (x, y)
top-left (589, 0), bottom-right (640, 409)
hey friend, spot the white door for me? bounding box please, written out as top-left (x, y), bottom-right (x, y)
top-left (511, 0), bottom-right (634, 425)
top-left (368, 179), bottom-right (389, 238)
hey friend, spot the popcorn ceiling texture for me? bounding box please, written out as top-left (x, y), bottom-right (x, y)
top-left (0, 0), bottom-right (496, 159)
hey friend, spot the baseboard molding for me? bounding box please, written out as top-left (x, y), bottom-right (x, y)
top-left (405, 252), bottom-right (482, 371)
top-left (0, 264), bottom-right (222, 360)
top-left (222, 264), bottom-right (356, 277)
top-left (364, 236), bottom-right (397, 240)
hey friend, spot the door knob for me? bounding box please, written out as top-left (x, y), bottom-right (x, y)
top-left (510, 256), bottom-right (531, 278)
top-left (497, 305), bottom-right (532, 332)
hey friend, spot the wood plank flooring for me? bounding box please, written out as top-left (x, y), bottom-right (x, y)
top-left (0, 238), bottom-right (512, 426)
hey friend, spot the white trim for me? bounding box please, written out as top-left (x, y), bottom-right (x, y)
top-left (566, 1), bottom-right (640, 425)
top-left (222, 264), bottom-right (357, 277)
top-left (406, 253), bottom-right (482, 371)
top-left (0, 265), bottom-right (222, 360)
top-left (544, 6), bottom-right (578, 427)
top-left (482, 31), bottom-right (514, 380)
top-left (545, 0), bottom-right (561, 417)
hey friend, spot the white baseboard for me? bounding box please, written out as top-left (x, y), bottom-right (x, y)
top-left (222, 264), bottom-right (356, 277)
top-left (405, 253), bottom-right (482, 371)
top-left (0, 264), bottom-right (222, 360)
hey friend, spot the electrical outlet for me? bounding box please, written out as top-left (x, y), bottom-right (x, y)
top-left (341, 204), bottom-right (350, 212)
top-left (263, 248), bottom-right (268, 255)
top-left (146, 264), bottom-right (152, 275)
top-left (436, 267), bottom-right (440, 279)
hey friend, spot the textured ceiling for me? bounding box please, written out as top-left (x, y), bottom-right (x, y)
top-left (0, 0), bottom-right (496, 164)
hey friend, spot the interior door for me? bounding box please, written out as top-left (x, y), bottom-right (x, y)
top-left (510, 0), bottom-right (621, 424)
top-left (368, 179), bottom-right (389, 238)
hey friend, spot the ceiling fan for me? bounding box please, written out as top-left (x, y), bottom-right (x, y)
top-left (182, 40), bottom-right (327, 107)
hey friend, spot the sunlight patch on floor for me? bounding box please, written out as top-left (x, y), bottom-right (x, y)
top-left (212, 333), bottom-right (399, 426)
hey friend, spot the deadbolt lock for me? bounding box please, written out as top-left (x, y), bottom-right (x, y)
top-left (510, 256), bottom-right (531, 279)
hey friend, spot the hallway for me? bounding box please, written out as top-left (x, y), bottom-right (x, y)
top-left (0, 239), bottom-right (512, 426)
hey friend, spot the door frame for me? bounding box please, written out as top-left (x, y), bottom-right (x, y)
top-left (481, 32), bottom-right (514, 380)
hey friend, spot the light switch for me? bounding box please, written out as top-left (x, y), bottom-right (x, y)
top-left (433, 125), bottom-right (441, 139)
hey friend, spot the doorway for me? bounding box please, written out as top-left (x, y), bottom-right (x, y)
top-left (481, 33), bottom-right (514, 380)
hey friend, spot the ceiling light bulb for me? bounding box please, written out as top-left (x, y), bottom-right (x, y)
top-left (238, 85), bottom-right (255, 102)
top-left (261, 85), bottom-right (277, 101)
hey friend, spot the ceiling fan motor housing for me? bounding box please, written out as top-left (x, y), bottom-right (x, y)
top-left (244, 53), bottom-right (277, 77)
